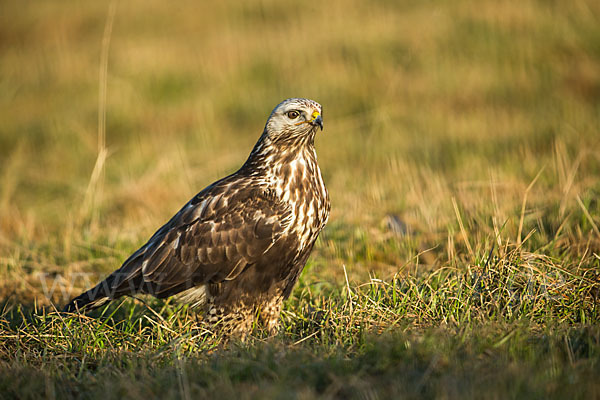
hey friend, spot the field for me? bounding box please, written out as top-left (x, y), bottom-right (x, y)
top-left (1, 0), bottom-right (600, 398)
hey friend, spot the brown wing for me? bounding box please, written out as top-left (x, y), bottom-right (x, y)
top-left (107, 181), bottom-right (293, 299)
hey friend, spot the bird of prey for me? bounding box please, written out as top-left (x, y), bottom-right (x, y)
top-left (63, 98), bottom-right (330, 338)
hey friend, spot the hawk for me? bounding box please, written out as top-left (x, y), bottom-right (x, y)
top-left (63, 98), bottom-right (330, 338)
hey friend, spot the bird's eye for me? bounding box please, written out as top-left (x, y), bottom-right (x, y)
top-left (287, 110), bottom-right (300, 119)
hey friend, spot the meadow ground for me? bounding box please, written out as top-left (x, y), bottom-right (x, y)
top-left (1, 0), bottom-right (600, 398)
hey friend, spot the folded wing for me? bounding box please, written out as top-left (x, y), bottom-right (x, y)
top-left (63, 182), bottom-right (292, 311)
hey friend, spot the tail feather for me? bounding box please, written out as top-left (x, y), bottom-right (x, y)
top-left (62, 288), bottom-right (111, 313)
top-left (63, 261), bottom-right (145, 313)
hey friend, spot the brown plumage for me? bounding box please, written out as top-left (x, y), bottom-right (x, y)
top-left (63, 98), bottom-right (330, 337)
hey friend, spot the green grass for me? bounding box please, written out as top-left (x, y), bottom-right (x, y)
top-left (1, 0), bottom-right (600, 398)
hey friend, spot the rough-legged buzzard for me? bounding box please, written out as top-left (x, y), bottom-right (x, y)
top-left (63, 98), bottom-right (330, 338)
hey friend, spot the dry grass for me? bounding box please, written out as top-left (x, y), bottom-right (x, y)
top-left (1, 0), bottom-right (600, 398)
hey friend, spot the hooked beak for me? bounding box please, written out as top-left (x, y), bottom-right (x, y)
top-left (294, 111), bottom-right (324, 130)
top-left (311, 114), bottom-right (323, 131)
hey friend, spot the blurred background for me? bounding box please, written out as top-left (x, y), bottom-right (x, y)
top-left (0, 0), bottom-right (599, 300)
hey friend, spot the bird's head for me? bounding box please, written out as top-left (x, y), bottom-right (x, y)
top-left (263, 98), bottom-right (323, 146)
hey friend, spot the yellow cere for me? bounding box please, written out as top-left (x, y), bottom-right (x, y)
top-left (295, 111), bottom-right (321, 126)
